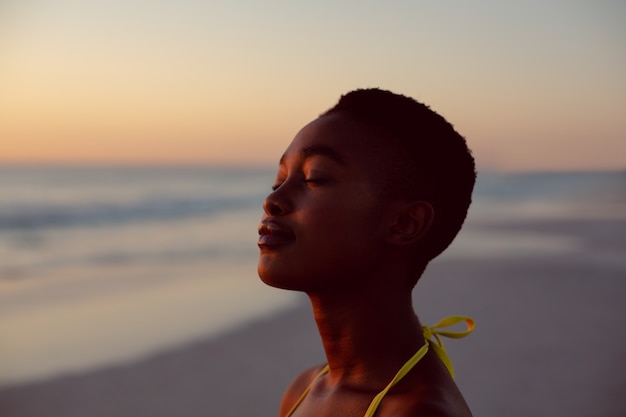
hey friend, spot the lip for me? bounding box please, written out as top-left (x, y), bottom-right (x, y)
top-left (258, 220), bottom-right (296, 248)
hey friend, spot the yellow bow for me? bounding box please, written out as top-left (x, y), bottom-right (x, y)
top-left (422, 315), bottom-right (475, 379)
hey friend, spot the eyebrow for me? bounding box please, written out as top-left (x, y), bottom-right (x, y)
top-left (280, 144), bottom-right (347, 165)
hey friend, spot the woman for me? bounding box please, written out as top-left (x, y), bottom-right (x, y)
top-left (258, 88), bottom-right (476, 417)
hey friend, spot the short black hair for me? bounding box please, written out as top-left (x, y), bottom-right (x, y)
top-left (322, 88), bottom-right (476, 263)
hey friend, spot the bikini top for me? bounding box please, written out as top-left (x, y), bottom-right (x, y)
top-left (284, 315), bottom-right (475, 417)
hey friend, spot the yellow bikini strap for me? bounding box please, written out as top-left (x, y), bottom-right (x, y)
top-left (363, 316), bottom-right (474, 417)
top-left (421, 315), bottom-right (475, 379)
top-left (283, 365), bottom-right (330, 417)
top-left (285, 316), bottom-right (475, 417)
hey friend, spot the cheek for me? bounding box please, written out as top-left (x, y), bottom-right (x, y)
top-left (314, 198), bottom-right (382, 237)
top-left (304, 203), bottom-right (383, 260)
top-left (258, 193), bottom-right (385, 291)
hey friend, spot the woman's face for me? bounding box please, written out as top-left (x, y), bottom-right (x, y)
top-left (257, 114), bottom-right (390, 293)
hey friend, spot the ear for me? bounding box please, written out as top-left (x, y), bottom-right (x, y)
top-left (385, 200), bottom-right (434, 245)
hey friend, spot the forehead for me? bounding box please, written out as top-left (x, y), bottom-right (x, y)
top-left (281, 114), bottom-right (381, 170)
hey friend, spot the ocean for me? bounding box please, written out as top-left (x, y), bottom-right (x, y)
top-left (0, 166), bottom-right (624, 388)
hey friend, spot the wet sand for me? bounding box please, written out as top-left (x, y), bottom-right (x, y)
top-left (1, 217), bottom-right (625, 417)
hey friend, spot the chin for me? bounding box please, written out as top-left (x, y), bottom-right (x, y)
top-left (257, 264), bottom-right (310, 292)
top-left (258, 263), bottom-right (290, 289)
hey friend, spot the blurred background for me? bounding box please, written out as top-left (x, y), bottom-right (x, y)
top-left (1, 1), bottom-right (625, 416)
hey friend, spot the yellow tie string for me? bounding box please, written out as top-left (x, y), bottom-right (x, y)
top-left (421, 315), bottom-right (475, 379)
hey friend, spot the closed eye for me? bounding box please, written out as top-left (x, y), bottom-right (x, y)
top-left (304, 178), bottom-right (331, 186)
top-left (272, 177), bottom-right (333, 191)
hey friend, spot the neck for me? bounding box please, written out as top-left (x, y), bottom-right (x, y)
top-left (308, 284), bottom-right (425, 390)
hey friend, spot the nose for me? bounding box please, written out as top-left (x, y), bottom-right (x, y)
top-left (263, 187), bottom-right (291, 216)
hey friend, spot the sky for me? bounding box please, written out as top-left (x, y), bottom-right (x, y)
top-left (1, 0), bottom-right (624, 171)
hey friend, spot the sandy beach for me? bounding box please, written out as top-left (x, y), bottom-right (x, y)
top-left (1, 216), bottom-right (625, 417)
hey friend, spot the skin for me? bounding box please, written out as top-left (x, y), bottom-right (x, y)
top-left (258, 113), bottom-right (472, 417)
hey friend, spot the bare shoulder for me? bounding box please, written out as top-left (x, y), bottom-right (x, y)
top-left (278, 364), bottom-right (327, 417)
top-left (382, 382), bottom-right (473, 417)
top-left (380, 353), bottom-right (473, 417)
top-left (408, 387), bottom-right (473, 417)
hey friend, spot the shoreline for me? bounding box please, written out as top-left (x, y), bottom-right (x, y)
top-left (0, 297), bottom-right (323, 417)
top-left (1, 216), bottom-right (625, 416)
top-left (0, 257), bottom-right (300, 389)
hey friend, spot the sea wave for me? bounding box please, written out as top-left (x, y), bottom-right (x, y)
top-left (0, 194), bottom-right (262, 231)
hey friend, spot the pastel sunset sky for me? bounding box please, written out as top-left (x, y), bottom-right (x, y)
top-left (1, 0), bottom-right (624, 171)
